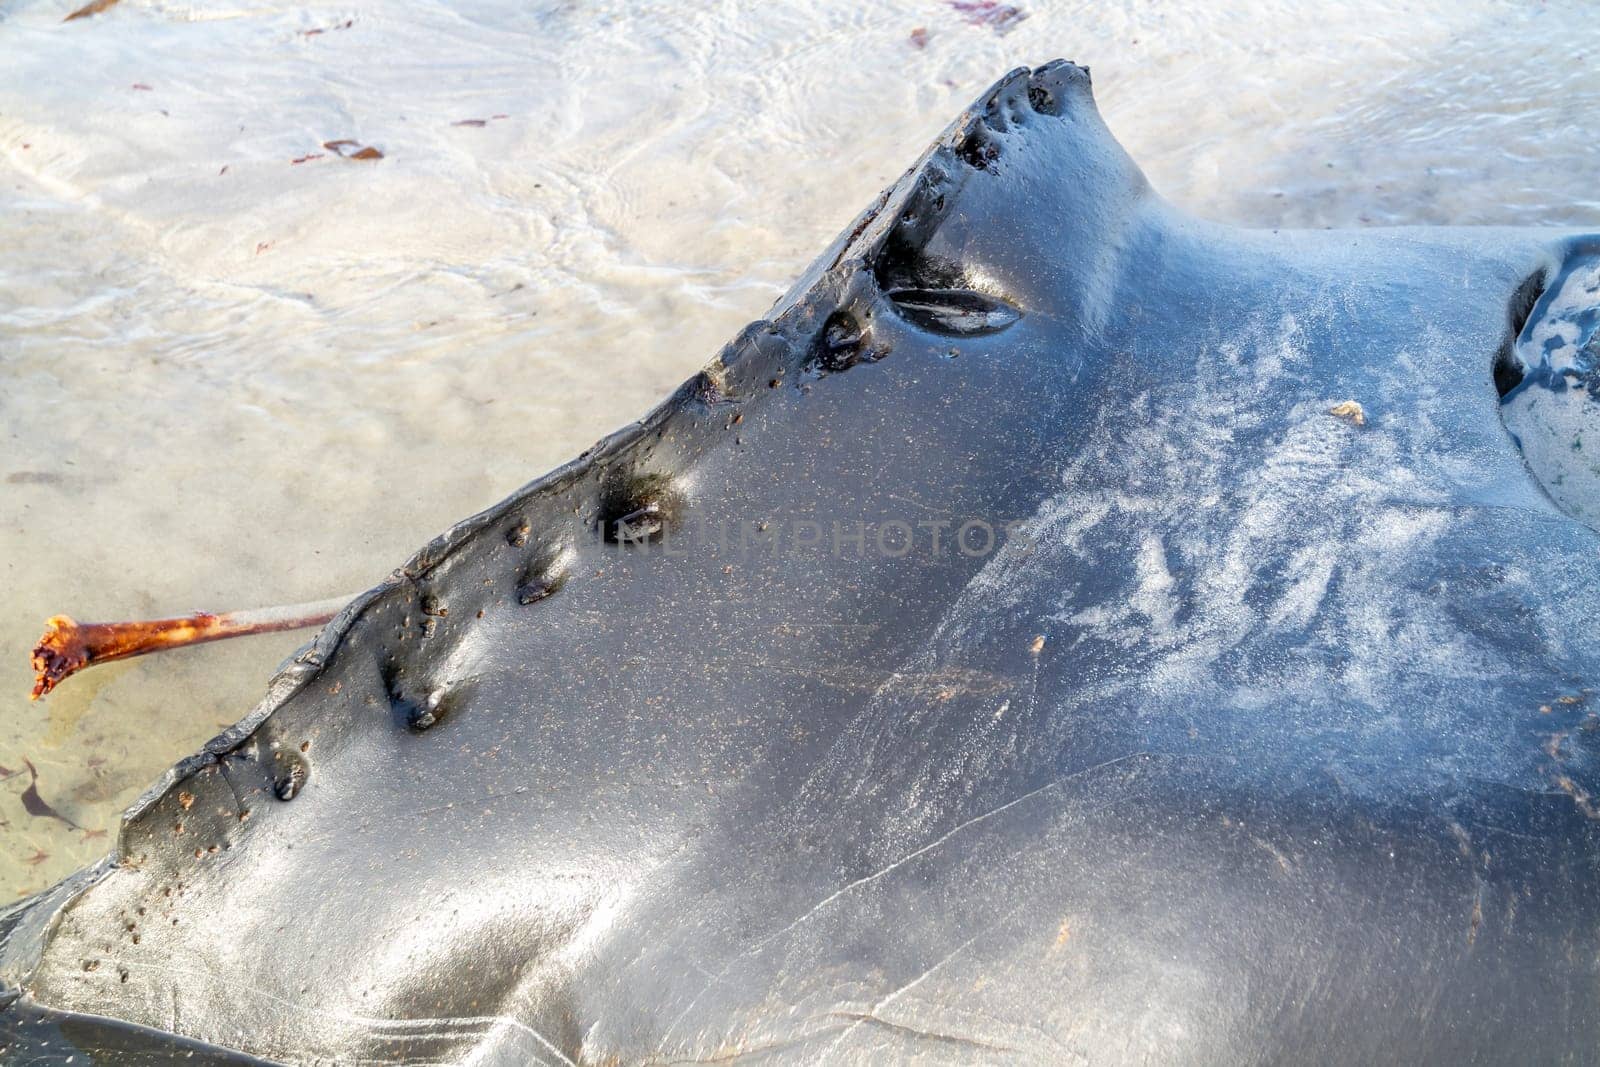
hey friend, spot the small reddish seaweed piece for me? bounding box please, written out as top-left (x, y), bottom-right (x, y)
top-left (322, 139), bottom-right (383, 161)
top-left (62, 0), bottom-right (119, 22)
top-left (949, 0), bottom-right (1027, 34)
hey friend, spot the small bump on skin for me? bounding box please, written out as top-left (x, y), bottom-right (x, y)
top-left (1026, 60), bottom-right (1090, 118)
top-left (517, 576), bottom-right (559, 605)
top-left (687, 369), bottom-right (725, 406)
top-left (817, 310), bottom-right (867, 372)
top-left (405, 689), bottom-right (447, 732)
top-left (612, 502), bottom-right (663, 542)
top-left (956, 129), bottom-right (1000, 171)
top-left (599, 472), bottom-right (682, 544)
top-left (823, 310), bottom-right (864, 351)
top-left (272, 752), bottom-right (307, 801)
top-left (382, 659), bottom-right (453, 733)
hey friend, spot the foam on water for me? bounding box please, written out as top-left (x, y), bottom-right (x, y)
top-left (1, 0), bottom-right (1598, 895)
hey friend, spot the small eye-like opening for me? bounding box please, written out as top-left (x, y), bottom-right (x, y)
top-left (885, 287), bottom-right (1021, 337)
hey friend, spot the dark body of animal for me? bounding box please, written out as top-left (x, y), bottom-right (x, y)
top-left (4, 61), bottom-right (1600, 1065)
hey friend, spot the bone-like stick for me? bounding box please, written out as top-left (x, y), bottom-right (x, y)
top-left (29, 596), bottom-right (352, 699)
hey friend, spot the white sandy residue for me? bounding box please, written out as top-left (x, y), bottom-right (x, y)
top-left (1, 0), bottom-right (1598, 895)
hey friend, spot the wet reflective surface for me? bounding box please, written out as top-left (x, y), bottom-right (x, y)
top-left (2, 0), bottom-right (1599, 901)
top-left (3, 55), bottom-right (1600, 1064)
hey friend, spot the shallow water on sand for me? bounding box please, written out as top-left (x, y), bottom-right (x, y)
top-left (1, 0), bottom-right (1597, 897)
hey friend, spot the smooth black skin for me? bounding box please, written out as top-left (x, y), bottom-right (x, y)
top-left (4, 61), bottom-right (1600, 1064)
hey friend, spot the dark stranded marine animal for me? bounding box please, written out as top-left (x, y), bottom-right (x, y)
top-left (5, 60), bottom-right (1600, 1065)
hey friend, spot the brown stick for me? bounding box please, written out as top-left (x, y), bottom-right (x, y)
top-left (29, 596), bottom-right (350, 700)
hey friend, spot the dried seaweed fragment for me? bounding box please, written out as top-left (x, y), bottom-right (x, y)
top-left (322, 140), bottom-right (384, 161)
top-left (62, 0), bottom-right (119, 22)
top-left (30, 597), bottom-right (350, 699)
top-left (949, 0), bottom-right (1027, 34)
